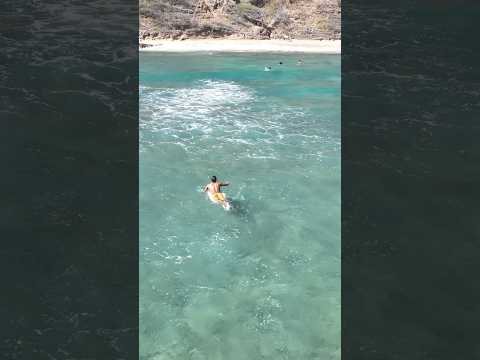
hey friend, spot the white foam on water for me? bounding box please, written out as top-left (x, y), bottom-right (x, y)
top-left (140, 80), bottom-right (338, 161)
top-left (141, 80), bottom-right (253, 122)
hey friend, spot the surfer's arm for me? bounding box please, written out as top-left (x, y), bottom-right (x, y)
top-left (220, 182), bottom-right (229, 187)
top-left (203, 185), bottom-right (208, 192)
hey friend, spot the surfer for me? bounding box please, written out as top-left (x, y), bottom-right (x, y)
top-left (203, 176), bottom-right (230, 210)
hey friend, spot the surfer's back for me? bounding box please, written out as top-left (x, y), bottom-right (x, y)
top-left (207, 182), bottom-right (221, 194)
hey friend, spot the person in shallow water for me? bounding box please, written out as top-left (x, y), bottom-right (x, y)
top-left (203, 175), bottom-right (230, 209)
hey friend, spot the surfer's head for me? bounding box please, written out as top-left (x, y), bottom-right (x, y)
top-left (211, 175), bottom-right (217, 183)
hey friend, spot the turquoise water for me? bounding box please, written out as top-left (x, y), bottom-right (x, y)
top-left (140, 53), bottom-right (340, 360)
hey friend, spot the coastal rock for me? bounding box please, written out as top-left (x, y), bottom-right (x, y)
top-left (250, 25), bottom-right (264, 37)
top-left (251, 0), bottom-right (268, 6)
top-left (242, 8), bottom-right (265, 27)
top-left (140, 0), bottom-right (340, 41)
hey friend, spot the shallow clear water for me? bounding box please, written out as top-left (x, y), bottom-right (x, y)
top-left (140, 53), bottom-right (340, 360)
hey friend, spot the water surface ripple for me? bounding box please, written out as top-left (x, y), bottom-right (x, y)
top-left (140, 53), bottom-right (340, 360)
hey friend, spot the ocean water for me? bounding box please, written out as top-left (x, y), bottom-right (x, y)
top-left (140, 53), bottom-right (340, 360)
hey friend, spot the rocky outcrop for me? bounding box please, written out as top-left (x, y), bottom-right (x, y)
top-left (140, 0), bottom-right (340, 41)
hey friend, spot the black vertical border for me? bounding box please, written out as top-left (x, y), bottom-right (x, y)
top-left (1, 0), bottom-right (138, 358)
top-left (343, 1), bottom-right (480, 359)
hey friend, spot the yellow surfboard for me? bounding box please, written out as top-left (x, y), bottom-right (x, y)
top-left (208, 192), bottom-right (231, 210)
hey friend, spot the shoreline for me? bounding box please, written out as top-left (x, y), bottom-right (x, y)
top-left (139, 39), bottom-right (341, 54)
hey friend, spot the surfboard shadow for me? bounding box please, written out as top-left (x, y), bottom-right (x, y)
top-left (228, 199), bottom-right (253, 222)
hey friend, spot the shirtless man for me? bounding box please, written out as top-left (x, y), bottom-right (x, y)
top-left (203, 175), bottom-right (230, 209)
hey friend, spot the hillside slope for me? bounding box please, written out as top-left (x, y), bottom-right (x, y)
top-left (140, 0), bottom-right (340, 41)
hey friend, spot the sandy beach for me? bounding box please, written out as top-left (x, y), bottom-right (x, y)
top-left (139, 39), bottom-right (341, 54)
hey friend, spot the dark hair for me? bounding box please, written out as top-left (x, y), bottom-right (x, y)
top-left (211, 175), bottom-right (217, 182)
